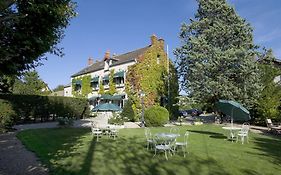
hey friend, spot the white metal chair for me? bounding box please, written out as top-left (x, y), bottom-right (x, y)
top-left (144, 128), bottom-right (154, 150)
top-left (91, 127), bottom-right (102, 141)
top-left (109, 128), bottom-right (119, 140)
top-left (153, 136), bottom-right (175, 160)
top-left (236, 123), bottom-right (250, 144)
top-left (174, 131), bottom-right (189, 157)
top-left (170, 127), bottom-right (180, 135)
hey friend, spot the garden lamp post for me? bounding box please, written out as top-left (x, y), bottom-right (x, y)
top-left (139, 91), bottom-right (145, 127)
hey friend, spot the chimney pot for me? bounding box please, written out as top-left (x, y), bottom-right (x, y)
top-left (104, 50), bottom-right (110, 61)
top-left (150, 34), bottom-right (157, 45)
top-left (158, 38), bottom-right (164, 50)
top-left (88, 57), bottom-right (94, 66)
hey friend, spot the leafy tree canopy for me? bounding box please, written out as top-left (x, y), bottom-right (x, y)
top-left (174, 0), bottom-right (262, 109)
top-left (53, 85), bottom-right (65, 92)
top-left (0, 0), bottom-right (76, 92)
top-left (255, 48), bottom-right (281, 123)
top-left (13, 70), bottom-right (51, 95)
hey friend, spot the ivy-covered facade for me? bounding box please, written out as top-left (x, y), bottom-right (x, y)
top-left (65, 35), bottom-right (178, 118)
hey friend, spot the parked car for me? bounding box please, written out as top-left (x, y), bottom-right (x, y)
top-left (186, 109), bottom-right (203, 116)
top-left (179, 110), bottom-right (188, 117)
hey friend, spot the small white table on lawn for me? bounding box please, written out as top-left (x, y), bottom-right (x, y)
top-left (222, 126), bottom-right (242, 141)
top-left (155, 133), bottom-right (180, 142)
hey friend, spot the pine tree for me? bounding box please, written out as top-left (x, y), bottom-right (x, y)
top-left (174, 0), bottom-right (262, 109)
top-left (120, 99), bottom-right (135, 121)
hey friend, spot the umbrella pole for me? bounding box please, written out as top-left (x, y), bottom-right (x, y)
top-left (231, 107), bottom-right (234, 127)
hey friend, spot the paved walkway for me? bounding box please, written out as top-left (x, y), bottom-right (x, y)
top-left (0, 132), bottom-right (48, 175)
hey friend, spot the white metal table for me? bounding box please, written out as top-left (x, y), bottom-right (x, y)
top-left (222, 126), bottom-right (242, 141)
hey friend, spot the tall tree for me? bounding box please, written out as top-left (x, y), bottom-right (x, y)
top-left (0, 0), bottom-right (76, 92)
top-left (255, 49), bottom-right (281, 123)
top-left (174, 0), bottom-right (262, 109)
top-left (53, 85), bottom-right (65, 92)
top-left (13, 70), bottom-right (50, 95)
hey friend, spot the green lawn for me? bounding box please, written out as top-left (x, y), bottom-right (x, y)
top-left (17, 125), bottom-right (281, 175)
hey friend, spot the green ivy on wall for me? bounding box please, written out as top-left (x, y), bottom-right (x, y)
top-left (98, 80), bottom-right (104, 94)
top-left (72, 75), bottom-right (91, 98)
top-left (126, 39), bottom-right (179, 119)
top-left (109, 69), bottom-right (117, 95)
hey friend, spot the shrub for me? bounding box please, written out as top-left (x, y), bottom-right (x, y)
top-left (57, 117), bottom-right (74, 127)
top-left (0, 99), bottom-right (17, 131)
top-left (144, 106), bottom-right (169, 127)
top-left (108, 112), bottom-right (126, 125)
top-left (120, 99), bottom-right (135, 121)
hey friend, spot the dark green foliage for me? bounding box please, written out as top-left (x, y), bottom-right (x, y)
top-left (144, 106), bottom-right (169, 127)
top-left (174, 0), bottom-right (262, 110)
top-left (57, 117), bottom-right (74, 127)
top-left (0, 0), bottom-right (76, 92)
top-left (0, 94), bottom-right (89, 124)
top-left (254, 49), bottom-right (281, 124)
top-left (165, 61), bottom-right (179, 120)
top-left (0, 99), bottom-right (17, 131)
top-left (120, 99), bottom-right (135, 121)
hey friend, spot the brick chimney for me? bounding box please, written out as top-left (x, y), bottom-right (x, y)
top-left (88, 57), bottom-right (94, 66)
top-left (158, 38), bottom-right (164, 50)
top-left (104, 50), bottom-right (110, 61)
top-left (150, 34), bottom-right (157, 45)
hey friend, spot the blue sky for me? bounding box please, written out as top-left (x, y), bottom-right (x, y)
top-left (36, 0), bottom-right (281, 90)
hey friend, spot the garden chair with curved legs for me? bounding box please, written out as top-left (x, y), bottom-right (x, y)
top-left (173, 131), bottom-right (189, 157)
top-left (145, 128), bottom-right (154, 150)
top-left (153, 136), bottom-right (175, 160)
top-left (170, 127), bottom-right (180, 135)
top-left (236, 123), bottom-right (250, 144)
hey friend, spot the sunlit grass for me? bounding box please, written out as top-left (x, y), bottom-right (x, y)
top-left (17, 125), bottom-right (281, 175)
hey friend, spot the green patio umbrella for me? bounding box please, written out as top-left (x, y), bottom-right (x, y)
top-left (216, 100), bottom-right (250, 125)
top-left (92, 103), bottom-right (122, 112)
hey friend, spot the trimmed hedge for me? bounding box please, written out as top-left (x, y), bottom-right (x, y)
top-left (0, 94), bottom-right (90, 128)
top-left (144, 105), bottom-right (169, 127)
top-left (0, 99), bottom-right (17, 131)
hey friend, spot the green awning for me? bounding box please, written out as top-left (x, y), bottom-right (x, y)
top-left (91, 76), bottom-right (99, 83)
top-left (92, 103), bottom-right (122, 111)
top-left (75, 80), bottom-right (82, 85)
top-left (89, 96), bottom-right (98, 101)
top-left (100, 94), bottom-right (124, 100)
top-left (114, 71), bottom-right (125, 78)
top-left (103, 75), bottom-right (109, 81)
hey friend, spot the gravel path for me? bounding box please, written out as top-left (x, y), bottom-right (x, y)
top-left (0, 132), bottom-right (48, 175)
